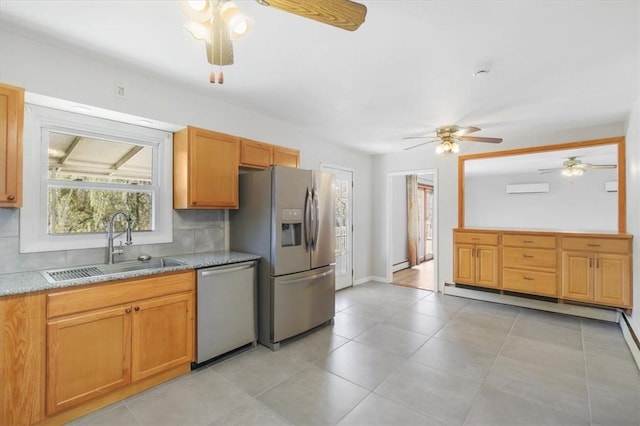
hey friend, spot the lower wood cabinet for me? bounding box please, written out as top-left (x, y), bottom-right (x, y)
top-left (453, 231), bottom-right (499, 288)
top-left (47, 304), bottom-right (132, 414)
top-left (45, 271), bottom-right (195, 416)
top-left (454, 229), bottom-right (633, 309)
top-left (562, 250), bottom-right (631, 308)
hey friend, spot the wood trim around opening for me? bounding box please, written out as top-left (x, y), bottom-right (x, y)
top-left (457, 136), bottom-right (626, 233)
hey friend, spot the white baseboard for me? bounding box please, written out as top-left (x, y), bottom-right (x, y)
top-left (354, 276), bottom-right (386, 285)
top-left (442, 284), bottom-right (619, 322)
top-left (620, 314), bottom-right (640, 371)
top-left (392, 261), bottom-right (409, 273)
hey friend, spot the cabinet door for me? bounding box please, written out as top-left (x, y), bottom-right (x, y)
top-left (131, 292), bottom-right (194, 381)
top-left (454, 243), bottom-right (474, 284)
top-left (240, 139), bottom-right (272, 168)
top-left (476, 245), bottom-right (499, 288)
top-left (46, 305), bottom-right (131, 414)
top-left (272, 146), bottom-right (300, 168)
top-left (189, 128), bottom-right (238, 208)
top-left (0, 84), bottom-right (23, 207)
top-left (561, 251), bottom-right (593, 302)
top-left (595, 253), bottom-right (631, 307)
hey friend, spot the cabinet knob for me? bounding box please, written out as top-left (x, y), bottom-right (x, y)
top-left (125, 308), bottom-right (131, 313)
top-left (191, 201), bottom-right (197, 205)
top-left (134, 306), bottom-right (140, 311)
top-left (7, 195), bottom-right (15, 201)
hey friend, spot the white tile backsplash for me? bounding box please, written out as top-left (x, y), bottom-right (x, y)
top-left (0, 209), bottom-right (227, 274)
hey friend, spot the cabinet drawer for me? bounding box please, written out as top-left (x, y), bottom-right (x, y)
top-left (502, 269), bottom-right (557, 297)
top-left (454, 232), bottom-right (498, 245)
top-left (47, 271), bottom-right (195, 319)
top-left (502, 247), bottom-right (557, 270)
top-left (502, 234), bottom-right (556, 249)
top-left (561, 237), bottom-right (631, 254)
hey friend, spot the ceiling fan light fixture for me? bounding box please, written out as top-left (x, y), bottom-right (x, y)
top-left (179, 0), bottom-right (213, 22)
top-left (182, 21), bottom-right (211, 41)
top-left (435, 140), bottom-right (459, 156)
top-left (221, 1), bottom-right (253, 40)
top-left (562, 167), bottom-right (584, 177)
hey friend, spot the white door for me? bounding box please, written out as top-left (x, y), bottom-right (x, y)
top-left (321, 165), bottom-right (353, 290)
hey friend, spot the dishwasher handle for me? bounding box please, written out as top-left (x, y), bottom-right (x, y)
top-left (199, 262), bottom-right (255, 277)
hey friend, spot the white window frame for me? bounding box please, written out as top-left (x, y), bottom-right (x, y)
top-left (20, 105), bottom-right (173, 253)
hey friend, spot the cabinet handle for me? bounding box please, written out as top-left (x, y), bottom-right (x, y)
top-left (587, 243), bottom-right (601, 247)
top-left (125, 308), bottom-right (131, 313)
top-left (191, 201), bottom-right (197, 205)
top-left (523, 254), bottom-right (534, 258)
top-left (471, 237), bottom-right (480, 241)
top-left (134, 306), bottom-right (140, 311)
top-left (7, 195), bottom-right (15, 201)
top-left (523, 276), bottom-right (534, 281)
top-left (589, 257), bottom-right (593, 268)
top-left (596, 258), bottom-right (600, 268)
top-left (522, 240), bottom-right (534, 244)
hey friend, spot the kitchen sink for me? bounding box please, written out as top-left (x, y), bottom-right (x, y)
top-left (42, 258), bottom-right (185, 283)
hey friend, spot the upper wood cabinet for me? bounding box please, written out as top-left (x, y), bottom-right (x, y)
top-left (273, 145), bottom-right (300, 168)
top-left (0, 83), bottom-right (24, 208)
top-left (174, 126), bottom-right (239, 209)
top-left (239, 138), bottom-right (300, 169)
top-left (240, 138), bottom-right (272, 168)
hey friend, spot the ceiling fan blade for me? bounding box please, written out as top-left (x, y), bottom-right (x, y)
top-left (537, 168), bottom-right (563, 174)
top-left (583, 164), bottom-right (617, 169)
top-left (404, 140), bottom-right (438, 151)
top-left (258, 0), bottom-right (367, 31)
top-left (459, 136), bottom-right (503, 144)
top-left (402, 136), bottom-right (437, 140)
top-left (454, 126), bottom-right (481, 135)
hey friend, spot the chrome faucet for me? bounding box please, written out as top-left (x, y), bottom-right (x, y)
top-left (107, 211), bottom-right (133, 264)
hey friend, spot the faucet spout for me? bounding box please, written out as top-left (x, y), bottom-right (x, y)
top-left (107, 211), bottom-right (133, 264)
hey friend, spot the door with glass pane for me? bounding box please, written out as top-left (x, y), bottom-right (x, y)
top-left (321, 166), bottom-right (353, 290)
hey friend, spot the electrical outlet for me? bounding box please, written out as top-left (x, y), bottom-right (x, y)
top-left (115, 84), bottom-right (126, 99)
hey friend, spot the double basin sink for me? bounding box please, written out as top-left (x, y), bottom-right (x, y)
top-left (42, 258), bottom-right (185, 283)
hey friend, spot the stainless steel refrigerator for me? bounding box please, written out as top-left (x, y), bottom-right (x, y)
top-left (230, 166), bottom-right (335, 350)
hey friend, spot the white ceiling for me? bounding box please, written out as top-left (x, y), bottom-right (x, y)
top-left (0, 1), bottom-right (638, 155)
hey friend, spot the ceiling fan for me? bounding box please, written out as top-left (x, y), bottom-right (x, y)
top-left (404, 125), bottom-right (503, 156)
top-left (538, 156), bottom-right (617, 176)
top-left (180, 0), bottom-right (367, 84)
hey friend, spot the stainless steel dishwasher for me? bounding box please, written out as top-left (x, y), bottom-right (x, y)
top-left (195, 261), bottom-right (257, 366)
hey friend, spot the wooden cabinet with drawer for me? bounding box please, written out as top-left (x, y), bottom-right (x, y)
top-left (561, 236), bottom-right (632, 308)
top-left (45, 271), bottom-right (195, 415)
top-left (454, 230), bottom-right (499, 288)
top-left (502, 233), bottom-right (558, 297)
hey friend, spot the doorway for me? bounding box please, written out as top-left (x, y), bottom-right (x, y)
top-left (321, 164), bottom-right (354, 290)
top-left (387, 170), bottom-right (438, 292)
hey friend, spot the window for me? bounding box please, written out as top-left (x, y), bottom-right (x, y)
top-left (21, 105), bottom-right (173, 253)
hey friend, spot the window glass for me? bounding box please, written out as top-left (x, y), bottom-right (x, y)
top-left (46, 131), bottom-right (154, 235)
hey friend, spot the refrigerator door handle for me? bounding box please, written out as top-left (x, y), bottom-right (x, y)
top-left (276, 269), bottom-right (334, 285)
top-left (304, 188), bottom-right (312, 250)
top-left (312, 189), bottom-right (320, 250)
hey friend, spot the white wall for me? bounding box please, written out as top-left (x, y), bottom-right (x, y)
top-left (372, 122), bottom-right (626, 290)
top-left (465, 169), bottom-right (618, 231)
top-left (0, 28), bottom-right (373, 282)
top-left (391, 175), bottom-right (408, 266)
top-left (625, 97), bottom-right (640, 338)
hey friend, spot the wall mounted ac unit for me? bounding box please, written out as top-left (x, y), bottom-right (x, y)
top-left (506, 183), bottom-right (550, 194)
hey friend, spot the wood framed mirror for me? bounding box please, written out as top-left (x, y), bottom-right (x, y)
top-left (458, 136), bottom-right (626, 233)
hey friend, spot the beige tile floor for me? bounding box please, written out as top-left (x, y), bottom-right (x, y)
top-left (71, 282), bottom-right (640, 426)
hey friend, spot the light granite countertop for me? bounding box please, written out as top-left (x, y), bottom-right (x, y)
top-left (0, 251), bottom-right (261, 297)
